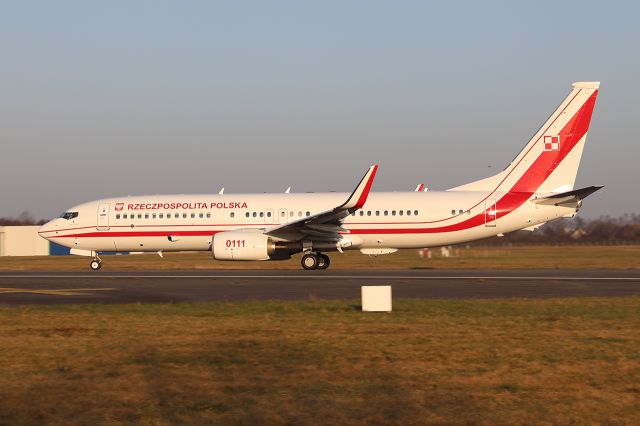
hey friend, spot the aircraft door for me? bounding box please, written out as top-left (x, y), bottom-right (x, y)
top-left (97, 203), bottom-right (110, 231)
top-left (277, 208), bottom-right (288, 224)
top-left (484, 199), bottom-right (497, 227)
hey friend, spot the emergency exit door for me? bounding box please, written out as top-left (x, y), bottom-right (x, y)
top-left (484, 199), bottom-right (497, 227)
top-left (97, 203), bottom-right (110, 231)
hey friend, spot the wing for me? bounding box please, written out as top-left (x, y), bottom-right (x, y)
top-left (265, 164), bottom-right (378, 241)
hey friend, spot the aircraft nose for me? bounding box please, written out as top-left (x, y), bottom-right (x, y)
top-left (38, 221), bottom-right (54, 240)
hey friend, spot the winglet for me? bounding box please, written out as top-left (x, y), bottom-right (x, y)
top-left (340, 164), bottom-right (378, 210)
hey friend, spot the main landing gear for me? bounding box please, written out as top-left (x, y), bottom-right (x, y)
top-left (89, 254), bottom-right (102, 271)
top-left (301, 252), bottom-right (330, 270)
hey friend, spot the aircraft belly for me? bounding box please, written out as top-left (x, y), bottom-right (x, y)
top-left (110, 236), bottom-right (211, 252)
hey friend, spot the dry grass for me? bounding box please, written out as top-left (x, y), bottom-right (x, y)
top-left (0, 298), bottom-right (639, 424)
top-left (0, 245), bottom-right (639, 271)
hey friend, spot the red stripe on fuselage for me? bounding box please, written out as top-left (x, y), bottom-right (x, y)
top-left (53, 230), bottom-right (223, 238)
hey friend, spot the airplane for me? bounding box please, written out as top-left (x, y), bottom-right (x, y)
top-left (39, 81), bottom-right (602, 271)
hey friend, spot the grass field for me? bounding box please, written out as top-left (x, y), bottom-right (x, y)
top-left (0, 298), bottom-right (639, 424)
top-left (0, 245), bottom-right (638, 271)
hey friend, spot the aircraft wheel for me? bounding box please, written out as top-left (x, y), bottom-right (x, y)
top-left (90, 260), bottom-right (102, 271)
top-left (317, 254), bottom-right (330, 270)
top-left (301, 253), bottom-right (318, 270)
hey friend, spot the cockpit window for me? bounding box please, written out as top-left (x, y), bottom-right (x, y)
top-left (60, 212), bottom-right (79, 220)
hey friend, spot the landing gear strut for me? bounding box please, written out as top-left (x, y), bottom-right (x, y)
top-left (90, 254), bottom-right (102, 271)
top-left (301, 252), bottom-right (330, 270)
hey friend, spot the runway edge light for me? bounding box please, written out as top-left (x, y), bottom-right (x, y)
top-left (361, 286), bottom-right (392, 312)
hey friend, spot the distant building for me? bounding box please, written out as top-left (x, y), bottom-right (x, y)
top-left (0, 226), bottom-right (70, 256)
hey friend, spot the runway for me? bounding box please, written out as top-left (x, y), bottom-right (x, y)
top-left (1, 269), bottom-right (640, 305)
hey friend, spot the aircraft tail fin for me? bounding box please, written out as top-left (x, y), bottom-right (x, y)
top-left (450, 82), bottom-right (600, 195)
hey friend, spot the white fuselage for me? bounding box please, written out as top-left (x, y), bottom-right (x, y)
top-left (38, 190), bottom-right (575, 253)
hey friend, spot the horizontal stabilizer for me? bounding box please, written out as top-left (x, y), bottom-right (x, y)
top-left (531, 185), bottom-right (603, 205)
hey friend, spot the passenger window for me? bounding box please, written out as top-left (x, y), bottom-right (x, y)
top-left (159, 213), bottom-right (163, 219)
top-left (182, 213), bottom-right (187, 219)
top-left (298, 211), bottom-right (302, 217)
top-left (138, 214), bottom-right (142, 219)
top-left (306, 211), bottom-right (310, 217)
top-left (152, 213), bottom-right (156, 219)
top-left (191, 213), bottom-right (195, 218)
top-left (253, 212), bottom-right (257, 218)
top-left (267, 212), bottom-right (272, 217)
top-left (123, 214), bottom-right (128, 219)
top-left (406, 210), bottom-right (411, 216)
top-left (145, 214), bottom-right (149, 219)
top-left (414, 210), bottom-right (418, 216)
top-left (259, 212), bottom-right (264, 218)
top-left (199, 213), bottom-right (204, 218)
top-left (230, 212), bottom-right (235, 218)
top-left (399, 210), bottom-right (403, 216)
top-left (375, 211), bottom-right (380, 216)
top-left (367, 211), bottom-right (371, 216)
top-left (116, 214), bottom-right (121, 219)
top-left (207, 213), bottom-right (211, 219)
top-left (392, 211), bottom-right (396, 216)
top-left (281, 211), bottom-right (286, 217)
top-left (359, 211), bottom-right (364, 216)
top-left (290, 211), bottom-right (294, 217)
top-left (384, 211), bottom-right (388, 216)
top-left (459, 209), bottom-right (464, 215)
top-left (451, 210), bottom-right (456, 215)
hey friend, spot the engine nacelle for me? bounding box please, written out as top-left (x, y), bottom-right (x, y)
top-left (212, 231), bottom-right (291, 261)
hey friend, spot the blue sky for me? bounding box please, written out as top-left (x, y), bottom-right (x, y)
top-left (1, 1), bottom-right (638, 218)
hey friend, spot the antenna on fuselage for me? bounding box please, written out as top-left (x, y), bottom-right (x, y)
top-left (218, 187), bottom-right (225, 195)
top-left (285, 187), bottom-right (291, 194)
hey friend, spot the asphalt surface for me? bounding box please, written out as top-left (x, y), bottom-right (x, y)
top-left (1, 269), bottom-right (640, 305)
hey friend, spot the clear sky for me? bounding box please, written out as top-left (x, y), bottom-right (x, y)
top-left (1, 0), bottom-right (638, 219)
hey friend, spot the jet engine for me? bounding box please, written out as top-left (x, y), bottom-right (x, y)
top-left (212, 231), bottom-right (293, 261)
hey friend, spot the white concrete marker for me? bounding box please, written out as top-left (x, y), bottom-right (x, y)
top-left (362, 286), bottom-right (392, 312)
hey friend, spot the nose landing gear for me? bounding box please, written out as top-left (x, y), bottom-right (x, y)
top-left (301, 252), bottom-right (330, 270)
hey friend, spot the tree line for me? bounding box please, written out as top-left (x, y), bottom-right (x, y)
top-left (0, 212), bottom-right (47, 226)
top-left (478, 214), bottom-right (640, 245)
